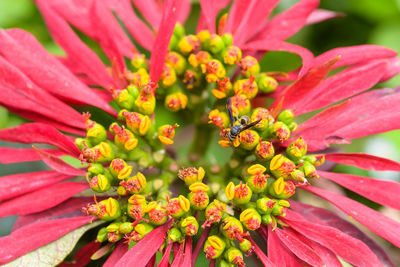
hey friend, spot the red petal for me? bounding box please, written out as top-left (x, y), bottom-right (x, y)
top-left (58, 240), bottom-right (101, 267)
top-left (0, 57), bottom-right (86, 129)
top-left (3, 108), bottom-right (86, 135)
top-left (158, 242), bottom-right (173, 267)
top-left (319, 170), bottom-right (400, 210)
top-left (283, 209), bottom-right (382, 266)
top-left (131, 0), bottom-right (161, 28)
top-left (380, 57), bottom-right (400, 82)
top-left (275, 56), bottom-right (339, 110)
top-left (306, 9), bottom-right (344, 25)
top-left (199, 0), bottom-right (230, 33)
top-left (12, 197), bottom-right (91, 231)
top-left (89, 1), bottom-right (133, 72)
top-left (0, 29), bottom-right (116, 115)
top-left (0, 216), bottom-right (94, 264)
top-left (284, 227), bottom-right (342, 267)
top-left (115, 222), bottom-right (171, 266)
top-left (103, 243), bottom-right (128, 267)
top-left (313, 45), bottom-right (397, 70)
top-left (302, 185), bottom-right (400, 248)
top-left (275, 228), bottom-right (324, 266)
top-left (0, 147), bottom-right (64, 164)
top-left (294, 60), bottom-right (387, 114)
top-left (267, 228), bottom-right (299, 266)
top-left (0, 123), bottom-right (80, 156)
top-left (325, 153), bottom-right (400, 171)
top-left (0, 182), bottom-right (88, 217)
top-left (171, 242), bottom-right (184, 267)
top-left (243, 39), bottom-right (314, 77)
top-left (0, 170), bottom-right (72, 202)
top-left (177, 0), bottom-right (191, 24)
top-left (108, 0), bottom-right (155, 51)
top-left (182, 237), bottom-right (192, 267)
top-left (299, 88), bottom-right (400, 150)
top-left (192, 226), bottom-right (211, 266)
top-left (290, 201), bottom-right (397, 267)
top-left (253, 0), bottom-right (319, 41)
top-left (248, 236), bottom-right (278, 266)
top-left (37, 0), bottom-right (115, 89)
top-left (33, 147), bottom-right (86, 176)
top-left (233, 0), bottom-right (280, 46)
top-left (225, 0), bottom-right (249, 34)
top-left (149, 0), bottom-right (182, 84)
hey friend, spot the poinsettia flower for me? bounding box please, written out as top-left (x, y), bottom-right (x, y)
top-left (0, 0), bottom-right (400, 266)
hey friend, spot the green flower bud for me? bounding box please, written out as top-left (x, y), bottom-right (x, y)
top-left (75, 138), bottom-right (91, 151)
top-left (109, 158), bottom-right (132, 180)
top-left (96, 227), bottom-right (108, 243)
top-left (173, 23), bottom-right (185, 38)
top-left (88, 163), bottom-right (104, 177)
top-left (145, 201), bottom-right (168, 226)
top-left (134, 223), bottom-right (154, 237)
top-left (225, 182), bottom-right (252, 205)
top-left (180, 216), bottom-right (199, 236)
top-left (222, 33), bottom-right (233, 47)
top-left (271, 202), bottom-right (287, 217)
top-left (165, 195), bottom-right (190, 218)
top-left (86, 122), bottom-right (107, 146)
top-left (257, 74), bottom-right (278, 93)
top-left (166, 51), bottom-right (187, 75)
top-left (256, 197), bottom-right (276, 214)
top-left (269, 177), bottom-right (296, 199)
top-left (286, 137), bottom-right (307, 160)
top-left (197, 30), bottom-right (211, 49)
top-left (127, 194), bottom-right (147, 220)
top-left (209, 34), bottom-right (225, 54)
top-left (107, 232), bottom-right (122, 242)
top-left (239, 130), bottom-right (260, 151)
top-left (251, 108), bottom-right (274, 132)
top-left (270, 154), bottom-right (296, 180)
top-left (261, 214), bottom-right (273, 225)
top-left (119, 222), bottom-right (134, 234)
top-left (233, 77), bottom-right (258, 99)
top-left (300, 161), bottom-right (319, 179)
top-left (188, 182), bottom-right (210, 210)
top-left (178, 35), bottom-right (200, 55)
top-left (240, 56), bottom-right (260, 77)
top-left (278, 109), bottom-right (294, 125)
top-left (255, 140), bottom-right (275, 161)
top-left (131, 53), bottom-right (147, 71)
top-left (98, 198), bottom-right (121, 221)
top-left (113, 89), bottom-right (135, 110)
top-left (220, 216), bottom-right (244, 240)
top-left (168, 227), bottom-right (183, 243)
top-left (303, 154), bottom-right (325, 167)
top-left (106, 222), bottom-right (121, 233)
top-left (239, 239), bottom-right (252, 252)
top-left (89, 174), bottom-right (111, 193)
top-left (219, 260), bottom-right (234, 267)
top-left (290, 169), bottom-right (307, 183)
top-left (246, 164), bottom-right (269, 193)
top-left (178, 167), bottom-right (205, 186)
top-left (239, 208), bottom-right (261, 231)
top-left (204, 235), bottom-right (226, 260)
top-left (224, 247), bottom-right (244, 266)
top-left (270, 121), bottom-right (291, 141)
top-left (205, 200), bottom-right (227, 226)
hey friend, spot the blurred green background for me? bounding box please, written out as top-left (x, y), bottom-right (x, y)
top-left (0, 0), bottom-right (400, 263)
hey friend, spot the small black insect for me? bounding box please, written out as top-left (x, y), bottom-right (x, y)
top-left (227, 98), bottom-right (261, 142)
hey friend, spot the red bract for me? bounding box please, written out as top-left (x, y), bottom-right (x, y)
top-left (0, 0), bottom-right (399, 266)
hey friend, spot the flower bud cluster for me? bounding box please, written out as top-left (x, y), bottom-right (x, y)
top-left (75, 27), bottom-right (325, 265)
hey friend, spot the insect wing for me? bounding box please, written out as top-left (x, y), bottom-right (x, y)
top-left (227, 98), bottom-right (235, 126)
top-left (240, 119), bottom-right (262, 132)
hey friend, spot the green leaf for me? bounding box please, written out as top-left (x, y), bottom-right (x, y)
top-left (4, 221), bottom-right (104, 267)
